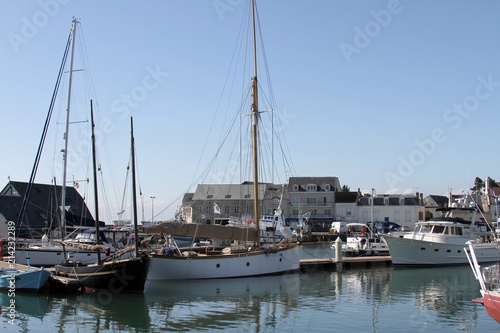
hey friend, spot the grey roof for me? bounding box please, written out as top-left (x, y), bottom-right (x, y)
top-left (0, 181), bottom-right (96, 238)
top-left (192, 183), bottom-right (269, 201)
top-left (289, 176), bottom-right (340, 191)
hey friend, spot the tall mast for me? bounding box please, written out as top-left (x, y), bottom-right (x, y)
top-left (60, 18), bottom-right (78, 238)
top-left (90, 101), bottom-right (102, 265)
top-left (131, 117), bottom-right (140, 258)
top-left (251, 0), bottom-right (260, 245)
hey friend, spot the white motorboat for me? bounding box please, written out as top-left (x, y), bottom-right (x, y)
top-left (382, 206), bottom-right (500, 266)
top-left (330, 222), bottom-right (389, 256)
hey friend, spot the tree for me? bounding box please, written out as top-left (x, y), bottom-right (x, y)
top-left (471, 177), bottom-right (484, 193)
top-left (341, 185), bottom-right (350, 192)
top-left (471, 177), bottom-right (497, 194)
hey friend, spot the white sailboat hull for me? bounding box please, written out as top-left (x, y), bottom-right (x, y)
top-left (148, 244), bottom-right (300, 280)
top-left (14, 243), bottom-right (132, 267)
top-left (15, 245), bottom-right (101, 267)
top-left (382, 235), bottom-right (500, 266)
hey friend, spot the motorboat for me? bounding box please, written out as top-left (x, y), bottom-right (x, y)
top-left (382, 206), bottom-right (500, 266)
top-left (330, 222), bottom-right (389, 256)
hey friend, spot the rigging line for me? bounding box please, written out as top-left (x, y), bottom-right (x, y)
top-left (119, 161), bottom-right (131, 220)
top-left (187, 3), bottom-right (252, 192)
top-left (16, 29), bottom-right (72, 234)
top-left (80, 27), bottom-right (122, 213)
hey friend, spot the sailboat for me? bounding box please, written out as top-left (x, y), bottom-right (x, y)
top-left (53, 114), bottom-right (150, 294)
top-left (14, 19), bottom-right (119, 267)
top-left (146, 0), bottom-right (300, 280)
top-left (15, 19), bottom-right (133, 267)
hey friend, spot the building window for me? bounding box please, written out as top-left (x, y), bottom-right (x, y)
top-left (196, 206), bottom-right (202, 214)
top-left (404, 197), bottom-right (417, 205)
top-left (306, 184), bottom-right (317, 192)
top-left (394, 211), bottom-right (400, 222)
top-left (234, 206), bottom-right (239, 214)
top-left (306, 197), bottom-right (317, 206)
top-left (324, 209), bottom-right (331, 217)
top-left (293, 184), bottom-right (299, 192)
top-left (224, 206), bottom-right (230, 214)
top-left (225, 194), bottom-right (232, 198)
top-left (272, 197), bottom-right (280, 206)
top-left (325, 184), bottom-right (331, 191)
top-left (290, 197), bottom-right (300, 207)
top-left (388, 197), bottom-right (400, 205)
top-left (405, 211), bottom-right (411, 222)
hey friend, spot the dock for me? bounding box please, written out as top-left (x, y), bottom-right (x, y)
top-left (0, 258), bottom-right (32, 271)
top-left (300, 255), bottom-right (392, 270)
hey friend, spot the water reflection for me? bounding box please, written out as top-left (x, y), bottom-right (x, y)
top-left (0, 264), bottom-right (495, 332)
top-left (145, 273), bottom-right (300, 332)
top-left (388, 266), bottom-right (482, 330)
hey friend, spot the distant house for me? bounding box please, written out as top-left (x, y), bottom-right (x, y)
top-left (0, 181), bottom-right (96, 238)
top-left (357, 192), bottom-right (425, 228)
top-left (181, 182), bottom-right (285, 225)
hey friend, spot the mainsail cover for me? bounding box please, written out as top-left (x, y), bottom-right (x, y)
top-left (145, 222), bottom-right (258, 242)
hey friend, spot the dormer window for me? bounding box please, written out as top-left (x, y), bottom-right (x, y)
top-left (293, 184), bottom-right (299, 192)
top-left (325, 184), bottom-right (331, 191)
top-left (306, 184), bottom-right (317, 192)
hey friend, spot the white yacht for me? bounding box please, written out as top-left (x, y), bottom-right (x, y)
top-left (381, 206), bottom-right (500, 266)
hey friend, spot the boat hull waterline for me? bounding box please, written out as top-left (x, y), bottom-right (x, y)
top-left (383, 235), bottom-right (500, 266)
top-left (54, 256), bottom-right (150, 294)
top-left (15, 246), bottom-right (107, 267)
top-left (0, 267), bottom-right (51, 291)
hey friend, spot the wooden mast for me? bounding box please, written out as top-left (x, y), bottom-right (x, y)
top-left (251, 0), bottom-right (260, 246)
top-left (131, 117), bottom-right (140, 258)
top-left (90, 101), bottom-right (102, 265)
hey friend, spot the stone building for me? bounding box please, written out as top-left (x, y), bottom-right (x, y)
top-left (181, 182), bottom-right (286, 225)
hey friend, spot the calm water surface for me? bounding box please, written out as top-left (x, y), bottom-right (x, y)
top-left (1, 244), bottom-right (498, 332)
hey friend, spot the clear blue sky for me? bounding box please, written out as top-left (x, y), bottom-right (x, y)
top-left (2, 0), bottom-right (500, 223)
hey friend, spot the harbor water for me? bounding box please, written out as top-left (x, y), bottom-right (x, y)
top-left (1, 244), bottom-right (498, 332)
